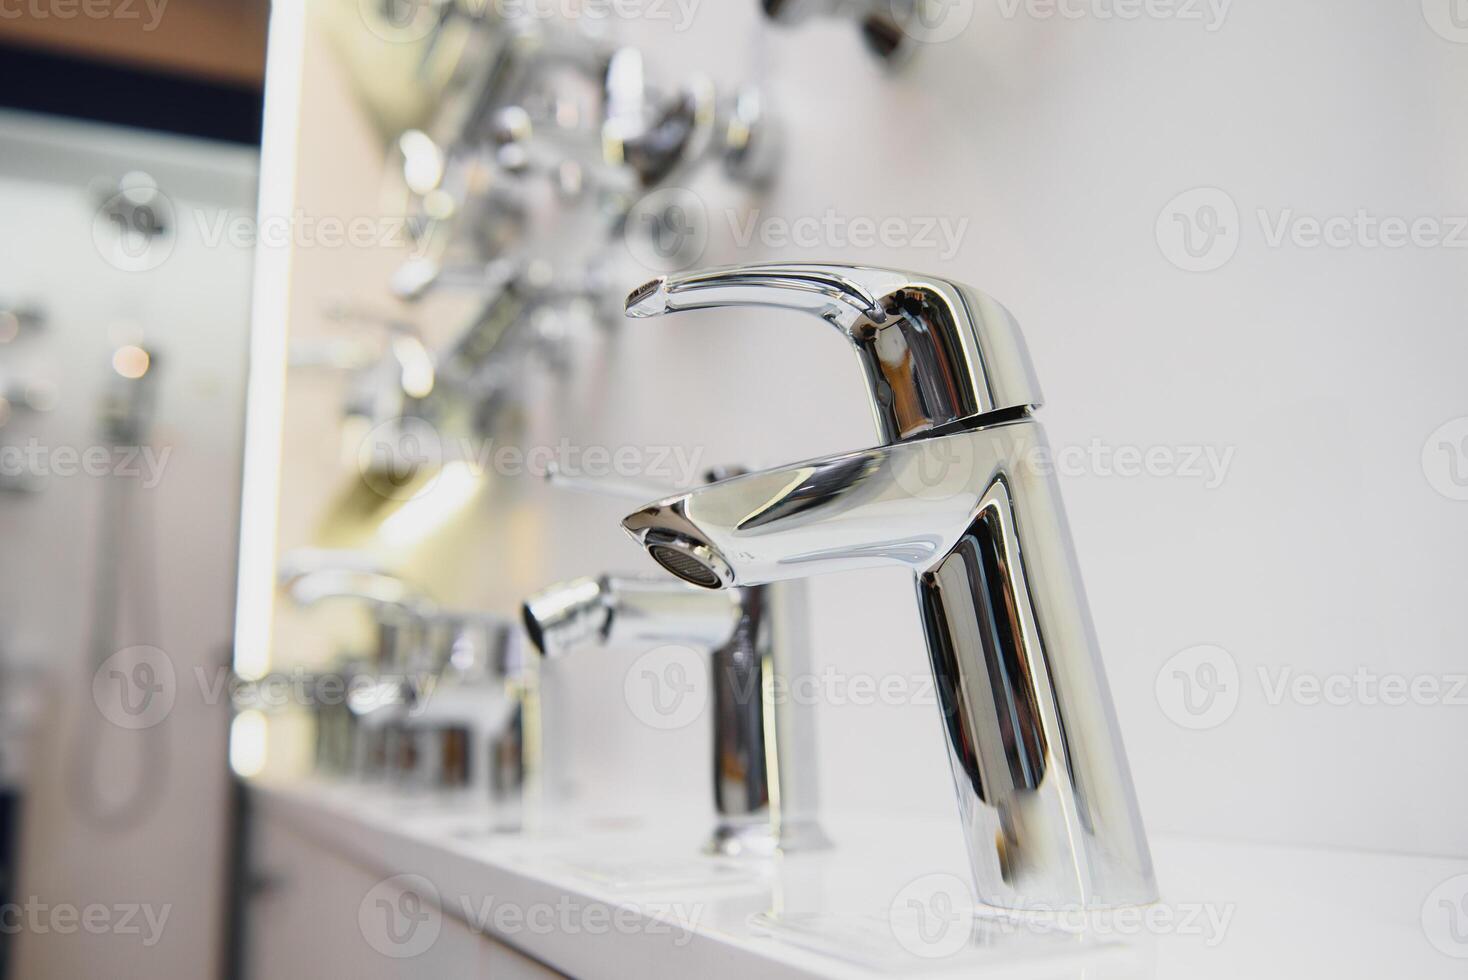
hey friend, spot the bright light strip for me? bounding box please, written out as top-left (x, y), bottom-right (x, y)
top-left (232, 0), bottom-right (308, 683)
top-left (229, 710), bottom-right (269, 777)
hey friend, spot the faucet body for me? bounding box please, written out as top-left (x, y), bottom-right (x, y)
top-left (619, 264), bottom-right (1157, 910)
top-left (522, 575), bottom-right (826, 855)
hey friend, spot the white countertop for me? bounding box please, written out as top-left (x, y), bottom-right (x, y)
top-left (250, 780), bottom-right (1466, 979)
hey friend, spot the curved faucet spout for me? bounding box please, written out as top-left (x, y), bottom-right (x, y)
top-left (622, 419), bottom-right (1040, 587)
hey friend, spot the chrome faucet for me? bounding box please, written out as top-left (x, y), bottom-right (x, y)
top-left (618, 263), bottom-right (1157, 910)
top-left (277, 560), bottom-right (430, 780)
top-left (409, 609), bottom-right (537, 820)
top-left (522, 573), bottom-right (826, 856)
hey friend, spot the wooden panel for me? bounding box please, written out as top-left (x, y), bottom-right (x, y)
top-left (0, 0), bottom-right (268, 86)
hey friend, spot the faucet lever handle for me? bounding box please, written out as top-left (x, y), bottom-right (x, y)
top-left (625, 263), bottom-right (1044, 444)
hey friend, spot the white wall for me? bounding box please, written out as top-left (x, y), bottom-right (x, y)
top-left (266, 0), bottom-right (1468, 864)
top-left (0, 111), bottom-right (257, 979)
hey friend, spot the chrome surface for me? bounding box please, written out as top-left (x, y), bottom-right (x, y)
top-left (762, 0), bottom-right (936, 63)
top-left (522, 574), bottom-right (826, 856)
top-left (620, 264), bottom-right (1156, 910)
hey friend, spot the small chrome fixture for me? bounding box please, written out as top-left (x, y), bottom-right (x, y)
top-left (620, 263), bottom-right (1157, 910)
top-left (409, 609), bottom-right (536, 820)
top-left (277, 561), bottom-right (431, 781)
top-left (763, 0), bottom-right (949, 64)
top-left (522, 572), bottom-right (826, 857)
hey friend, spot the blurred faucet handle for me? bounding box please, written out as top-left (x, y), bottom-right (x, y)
top-left (719, 87), bottom-right (781, 189)
top-left (762, 0), bottom-right (931, 64)
top-left (610, 74), bottom-right (719, 189)
top-left (0, 302), bottom-right (45, 344)
top-left (276, 548), bottom-right (387, 581)
top-left (276, 555), bottom-right (434, 621)
top-left (390, 256), bottom-right (520, 303)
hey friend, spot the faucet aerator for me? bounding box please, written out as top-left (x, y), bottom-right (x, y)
top-left (624, 277), bottom-right (669, 318)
